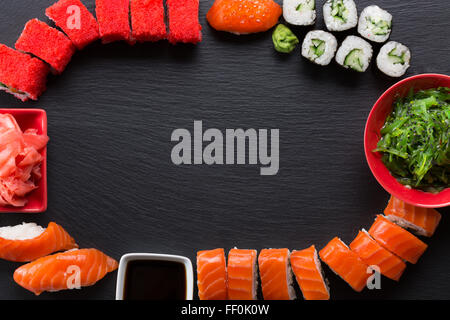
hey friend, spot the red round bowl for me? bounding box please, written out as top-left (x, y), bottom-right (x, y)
top-left (364, 74), bottom-right (450, 208)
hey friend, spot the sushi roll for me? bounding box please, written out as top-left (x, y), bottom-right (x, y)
top-left (376, 41), bottom-right (411, 78)
top-left (384, 196), bottom-right (441, 237)
top-left (14, 248), bottom-right (118, 295)
top-left (131, 0), bottom-right (167, 42)
top-left (358, 5), bottom-right (392, 43)
top-left (0, 222), bottom-right (77, 262)
top-left (227, 248), bottom-right (258, 300)
top-left (197, 248), bottom-right (227, 300)
top-left (167, 0), bottom-right (202, 44)
top-left (283, 0), bottom-right (316, 26)
top-left (301, 30), bottom-right (337, 66)
top-left (290, 245), bottom-right (330, 300)
top-left (319, 237), bottom-right (370, 292)
top-left (335, 35), bottom-right (373, 72)
top-left (258, 248), bottom-right (296, 300)
top-left (368, 215), bottom-right (427, 264)
top-left (95, 0), bottom-right (132, 44)
top-left (46, 0), bottom-right (100, 50)
top-left (0, 44), bottom-right (49, 101)
top-left (323, 0), bottom-right (358, 32)
top-left (15, 19), bottom-right (75, 75)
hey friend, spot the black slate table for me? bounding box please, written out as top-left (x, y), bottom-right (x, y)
top-left (0, 0), bottom-right (449, 300)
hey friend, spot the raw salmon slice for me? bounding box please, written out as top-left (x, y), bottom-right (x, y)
top-left (319, 237), bottom-right (370, 292)
top-left (227, 248), bottom-right (257, 300)
top-left (197, 248), bottom-right (228, 300)
top-left (258, 248), bottom-right (295, 300)
top-left (290, 245), bottom-right (330, 300)
top-left (384, 196), bottom-right (442, 237)
top-left (350, 229), bottom-right (406, 281)
top-left (13, 248), bottom-right (118, 295)
top-left (368, 215), bottom-right (427, 264)
top-left (206, 0), bottom-right (282, 35)
top-left (0, 222), bottom-right (77, 262)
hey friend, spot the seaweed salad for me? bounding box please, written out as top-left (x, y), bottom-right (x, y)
top-left (374, 87), bottom-right (450, 192)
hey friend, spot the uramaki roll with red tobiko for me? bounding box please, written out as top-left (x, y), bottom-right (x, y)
top-left (167, 0), bottom-right (202, 44)
top-left (96, 0), bottom-right (133, 44)
top-left (131, 0), bottom-right (167, 42)
top-left (15, 19), bottom-right (76, 75)
top-left (0, 44), bottom-right (49, 101)
top-left (46, 0), bottom-right (100, 50)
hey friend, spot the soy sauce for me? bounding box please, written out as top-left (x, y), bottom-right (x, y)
top-left (123, 260), bottom-right (186, 300)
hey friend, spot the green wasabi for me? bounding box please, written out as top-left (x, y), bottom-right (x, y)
top-left (373, 87), bottom-right (450, 192)
top-left (272, 24), bottom-right (299, 54)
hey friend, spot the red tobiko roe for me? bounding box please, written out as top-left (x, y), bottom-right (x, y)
top-left (167, 0), bottom-right (202, 44)
top-left (95, 0), bottom-right (133, 44)
top-left (131, 0), bottom-right (167, 42)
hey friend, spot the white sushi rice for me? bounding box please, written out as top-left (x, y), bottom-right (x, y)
top-left (323, 0), bottom-right (358, 31)
top-left (336, 35), bottom-right (373, 72)
top-left (0, 84), bottom-right (30, 102)
top-left (301, 30), bottom-right (338, 65)
top-left (358, 5), bottom-right (393, 43)
top-left (286, 250), bottom-right (296, 300)
top-left (376, 41), bottom-right (411, 77)
top-left (283, 0), bottom-right (316, 26)
top-left (0, 222), bottom-right (45, 240)
top-left (313, 247), bottom-right (330, 298)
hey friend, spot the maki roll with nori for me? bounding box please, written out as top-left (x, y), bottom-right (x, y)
top-left (283, 0), bottom-right (316, 26)
top-left (323, 0), bottom-right (357, 31)
top-left (46, 0), bottom-right (100, 50)
top-left (335, 35), bottom-right (373, 72)
top-left (0, 44), bottom-right (49, 101)
top-left (358, 5), bottom-right (392, 43)
top-left (15, 19), bottom-right (75, 75)
top-left (376, 41), bottom-right (411, 77)
top-left (301, 30), bottom-right (337, 65)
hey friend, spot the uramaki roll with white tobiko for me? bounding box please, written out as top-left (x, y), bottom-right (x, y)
top-left (358, 5), bottom-right (392, 43)
top-left (283, 0), bottom-right (316, 26)
top-left (323, 0), bottom-right (357, 31)
top-left (336, 35), bottom-right (373, 72)
top-left (376, 41), bottom-right (411, 77)
top-left (301, 30), bottom-right (337, 66)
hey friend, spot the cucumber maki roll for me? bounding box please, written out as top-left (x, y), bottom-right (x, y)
top-left (323, 0), bottom-right (357, 31)
top-left (358, 5), bottom-right (392, 43)
top-left (376, 41), bottom-right (411, 77)
top-left (283, 0), bottom-right (316, 26)
top-left (336, 36), bottom-right (373, 72)
top-left (301, 30), bottom-right (337, 65)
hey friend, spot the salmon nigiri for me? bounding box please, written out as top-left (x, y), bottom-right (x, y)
top-left (290, 245), bottom-right (330, 300)
top-left (368, 215), bottom-right (428, 264)
top-left (384, 196), bottom-right (442, 237)
top-left (350, 229), bottom-right (406, 281)
top-left (14, 248), bottom-right (118, 295)
top-left (319, 237), bottom-right (370, 292)
top-left (197, 248), bottom-right (227, 300)
top-left (206, 0), bottom-right (282, 35)
top-left (0, 222), bottom-right (77, 262)
top-left (227, 248), bottom-right (257, 300)
top-left (258, 248), bottom-right (296, 300)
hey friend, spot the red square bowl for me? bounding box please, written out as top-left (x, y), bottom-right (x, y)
top-left (0, 108), bottom-right (47, 213)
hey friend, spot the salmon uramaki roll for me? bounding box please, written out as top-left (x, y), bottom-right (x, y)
top-left (167, 0), bottom-right (202, 44)
top-left (0, 44), bottom-right (49, 101)
top-left (258, 248), bottom-right (296, 300)
top-left (197, 248), bottom-right (227, 300)
top-left (350, 229), bottom-right (406, 281)
top-left (14, 248), bottom-right (118, 295)
top-left (95, 0), bottom-right (132, 44)
top-left (290, 245), bottom-right (330, 300)
top-left (319, 237), bottom-right (370, 292)
top-left (368, 215), bottom-right (428, 264)
top-left (227, 248), bottom-right (257, 300)
top-left (0, 222), bottom-right (77, 262)
top-left (46, 0), bottom-right (100, 50)
top-left (15, 19), bottom-right (75, 75)
top-left (384, 196), bottom-right (442, 237)
top-left (131, 0), bottom-right (167, 42)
